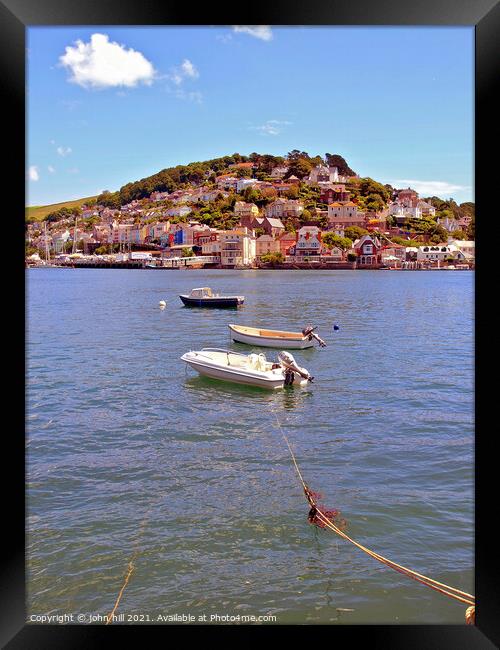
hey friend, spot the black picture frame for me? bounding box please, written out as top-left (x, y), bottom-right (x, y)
top-left (4, 1), bottom-right (498, 647)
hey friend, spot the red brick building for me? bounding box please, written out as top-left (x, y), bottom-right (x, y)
top-left (354, 234), bottom-right (382, 266)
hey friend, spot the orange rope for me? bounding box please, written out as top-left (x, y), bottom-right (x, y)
top-left (273, 413), bottom-right (475, 617)
top-left (106, 558), bottom-right (136, 625)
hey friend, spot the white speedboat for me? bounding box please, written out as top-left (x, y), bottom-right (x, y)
top-left (228, 324), bottom-right (326, 349)
top-left (181, 348), bottom-right (313, 389)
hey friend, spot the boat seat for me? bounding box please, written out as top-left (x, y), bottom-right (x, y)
top-left (247, 353), bottom-right (267, 371)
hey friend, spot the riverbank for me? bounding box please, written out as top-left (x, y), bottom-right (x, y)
top-left (27, 261), bottom-right (474, 271)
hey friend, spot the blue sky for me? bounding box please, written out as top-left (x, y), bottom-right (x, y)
top-left (27, 26), bottom-right (474, 206)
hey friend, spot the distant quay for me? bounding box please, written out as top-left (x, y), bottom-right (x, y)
top-left (26, 258), bottom-right (473, 271)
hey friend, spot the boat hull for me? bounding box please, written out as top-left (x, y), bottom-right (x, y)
top-left (228, 324), bottom-right (314, 349)
top-left (181, 356), bottom-right (285, 389)
top-left (180, 295), bottom-right (243, 308)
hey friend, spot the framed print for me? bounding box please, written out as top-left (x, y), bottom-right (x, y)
top-left (3, 0), bottom-right (498, 647)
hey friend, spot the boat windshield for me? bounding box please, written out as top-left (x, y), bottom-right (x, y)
top-left (190, 287), bottom-right (213, 298)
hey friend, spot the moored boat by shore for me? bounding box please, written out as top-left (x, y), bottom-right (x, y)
top-left (181, 348), bottom-right (313, 389)
top-left (179, 287), bottom-right (244, 308)
top-left (228, 324), bottom-right (326, 349)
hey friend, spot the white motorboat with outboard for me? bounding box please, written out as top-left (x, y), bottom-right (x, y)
top-left (181, 348), bottom-right (313, 389)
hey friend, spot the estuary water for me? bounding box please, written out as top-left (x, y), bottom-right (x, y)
top-left (26, 268), bottom-right (474, 624)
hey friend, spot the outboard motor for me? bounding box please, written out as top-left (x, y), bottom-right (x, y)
top-left (278, 351), bottom-right (314, 383)
top-left (302, 325), bottom-right (327, 348)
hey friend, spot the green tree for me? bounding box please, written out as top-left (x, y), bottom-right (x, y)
top-left (260, 252), bottom-right (284, 265)
top-left (321, 232), bottom-right (353, 250)
top-left (285, 158), bottom-right (313, 180)
top-left (466, 215), bottom-right (475, 239)
top-left (324, 153), bottom-right (357, 177)
top-left (181, 247), bottom-right (195, 257)
top-left (344, 225), bottom-right (369, 241)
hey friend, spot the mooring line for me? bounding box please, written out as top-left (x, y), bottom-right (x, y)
top-left (272, 412), bottom-right (475, 622)
top-left (106, 557), bottom-right (136, 624)
top-left (104, 456), bottom-right (168, 625)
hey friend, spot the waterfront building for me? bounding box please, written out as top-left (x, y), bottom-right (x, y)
top-left (381, 244), bottom-right (406, 266)
top-left (92, 225), bottom-right (111, 242)
top-left (416, 244), bottom-right (454, 262)
top-left (147, 222), bottom-right (171, 241)
top-left (295, 226), bottom-right (322, 257)
top-left (447, 239), bottom-right (475, 257)
top-left (256, 234), bottom-right (280, 259)
top-left (278, 231), bottom-right (297, 257)
top-left (169, 222), bottom-right (211, 246)
top-left (353, 234), bottom-right (382, 266)
top-left (220, 227), bottom-right (256, 267)
top-left (194, 229), bottom-right (222, 255)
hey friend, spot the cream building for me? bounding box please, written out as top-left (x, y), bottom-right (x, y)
top-left (255, 234), bottom-right (280, 258)
top-left (220, 227), bottom-right (256, 267)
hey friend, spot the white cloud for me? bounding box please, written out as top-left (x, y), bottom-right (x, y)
top-left (174, 89), bottom-right (203, 104)
top-left (232, 26), bottom-right (273, 41)
top-left (56, 146), bottom-right (72, 157)
top-left (48, 165), bottom-right (55, 173)
top-left (181, 59), bottom-right (198, 79)
top-left (250, 119), bottom-right (292, 136)
top-left (216, 33), bottom-right (233, 44)
top-left (389, 179), bottom-right (471, 197)
top-left (28, 166), bottom-right (39, 181)
top-left (59, 33), bottom-right (156, 89)
top-left (169, 59), bottom-right (199, 85)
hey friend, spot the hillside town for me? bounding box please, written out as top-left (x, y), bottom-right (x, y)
top-left (26, 154), bottom-right (475, 270)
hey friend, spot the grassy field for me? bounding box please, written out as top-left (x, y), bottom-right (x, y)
top-left (26, 196), bottom-right (98, 222)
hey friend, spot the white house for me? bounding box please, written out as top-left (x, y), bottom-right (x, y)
top-left (306, 164), bottom-right (340, 185)
top-left (165, 205), bottom-right (192, 218)
top-left (416, 245), bottom-right (453, 262)
top-left (448, 239), bottom-right (475, 257)
top-left (295, 226), bottom-right (322, 257)
top-left (270, 165), bottom-right (289, 179)
top-left (220, 227), bottom-right (256, 267)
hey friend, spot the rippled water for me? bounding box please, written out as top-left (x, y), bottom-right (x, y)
top-left (26, 268), bottom-right (474, 624)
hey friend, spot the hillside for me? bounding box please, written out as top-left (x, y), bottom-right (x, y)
top-left (26, 196), bottom-right (98, 222)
